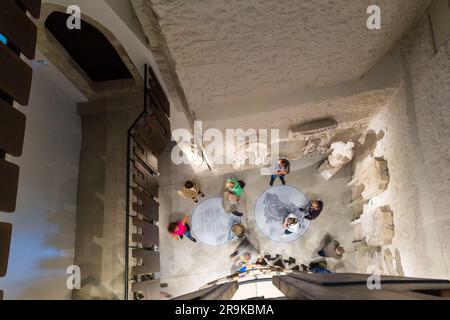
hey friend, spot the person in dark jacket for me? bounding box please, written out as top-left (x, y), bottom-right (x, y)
top-left (301, 200), bottom-right (324, 221)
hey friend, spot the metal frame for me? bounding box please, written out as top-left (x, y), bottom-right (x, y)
top-left (125, 66), bottom-right (148, 300)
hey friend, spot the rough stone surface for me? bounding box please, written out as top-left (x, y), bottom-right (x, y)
top-left (349, 12), bottom-right (450, 281)
top-left (198, 87), bottom-right (394, 175)
top-left (360, 206), bottom-right (394, 247)
top-left (404, 15), bottom-right (450, 280)
top-left (129, 0), bottom-right (197, 124)
top-left (151, 0), bottom-right (429, 110)
top-left (353, 80), bottom-right (449, 279)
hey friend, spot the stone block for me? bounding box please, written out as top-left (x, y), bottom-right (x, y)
top-left (360, 206), bottom-right (394, 246)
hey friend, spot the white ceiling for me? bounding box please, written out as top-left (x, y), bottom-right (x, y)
top-left (152, 0), bottom-right (429, 113)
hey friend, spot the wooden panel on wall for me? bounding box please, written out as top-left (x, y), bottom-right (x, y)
top-left (133, 138), bottom-right (158, 175)
top-left (146, 94), bottom-right (171, 138)
top-left (0, 0), bottom-right (38, 59)
top-left (131, 249), bottom-right (160, 276)
top-left (146, 100), bottom-right (171, 140)
top-left (132, 218), bottom-right (159, 247)
top-left (0, 43), bottom-right (33, 105)
top-left (0, 99), bottom-right (26, 157)
top-left (16, 0), bottom-right (42, 19)
top-left (133, 160), bottom-right (158, 197)
top-left (134, 119), bottom-right (167, 157)
top-left (0, 159), bottom-right (20, 212)
top-left (0, 222), bottom-right (13, 277)
top-left (131, 187), bottom-right (159, 222)
top-left (127, 65), bottom-right (170, 300)
top-left (147, 66), bottom-right (170, 117)
top-left (143, 116), bottom-right (169, 156)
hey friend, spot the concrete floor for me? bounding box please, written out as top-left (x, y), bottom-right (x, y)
top-left (157, 146), bottom-right (357, 298)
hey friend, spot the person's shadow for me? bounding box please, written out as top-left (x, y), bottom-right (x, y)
top-left (310, 233), bottom-right (333, 259)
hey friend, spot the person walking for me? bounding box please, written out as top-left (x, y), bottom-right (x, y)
top-left (168, 216), bottom-right (197, 242)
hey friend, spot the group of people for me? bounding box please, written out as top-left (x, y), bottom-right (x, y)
top-left (167, 158), bottom-right (324, 247)
top-left (270, 159), bottom-right (324, 235)
top-left (170, 177), bottom-right (248, 242)
top-left (282, 199), bottom-right (324, 235)
top-left (168, 158), bottom-right (327, 241)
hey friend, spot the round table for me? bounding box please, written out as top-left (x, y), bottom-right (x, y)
top-left (254, 185), bottom-right (311, 243)
top-left (191, 197), bottom-right (241, 246)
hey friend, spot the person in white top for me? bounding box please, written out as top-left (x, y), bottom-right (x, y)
top-left (328, 141), bottom-right (355, 168)
top-left (283, 213), bottom-right (300, 235)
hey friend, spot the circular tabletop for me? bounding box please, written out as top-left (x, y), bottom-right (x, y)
top-left (254, 185), bottom-right (311, 243)
top-left (191, 197), bottom-right (241, 246)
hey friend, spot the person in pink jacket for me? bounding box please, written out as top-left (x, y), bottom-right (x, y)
top-left (168, 216), bottom-right (197, 242)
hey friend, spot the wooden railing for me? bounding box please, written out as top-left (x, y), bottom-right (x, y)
top-left (0, 0), bottom-right (42, 300)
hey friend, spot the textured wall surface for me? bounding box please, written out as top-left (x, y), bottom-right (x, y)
top-left (352, 14), bottom-right (450, 280)
top-left (354, 84), bottom-right (448, 279)
top-left (152, 0), bottom-right (429, 111)
top-left (404, 15), bottom-right (450, 279)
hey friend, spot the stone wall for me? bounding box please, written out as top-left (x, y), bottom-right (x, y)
top-left (352, 13), bottom-right (450, 279)
top-left (403, 13), bottom-right (450, 279)
top-left (73, 93), bottom-right (143, 299)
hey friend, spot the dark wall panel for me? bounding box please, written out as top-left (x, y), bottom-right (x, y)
top-left (131, 187), bottom-right (159, 222)
top-left (0, 0), bottom-right (41, 299)
top-left (127, 66), bottom-right (171, 300)
top-left (0, 160), bottom-right (20, 213)
top-left (0, 99), bottom-right (26, 157)
top-left (0, 43), bottom-right (33, 105)
top-left (131, 249), bottom-right (160, 276)
top-left (0, 222), bottom-right (13, 277)
top-left (0, 0), bottom-right (38, 59)
top-left (132, 218), bottom-right (159, 247)
top-left (16, 0), bottom-right (42, 19)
